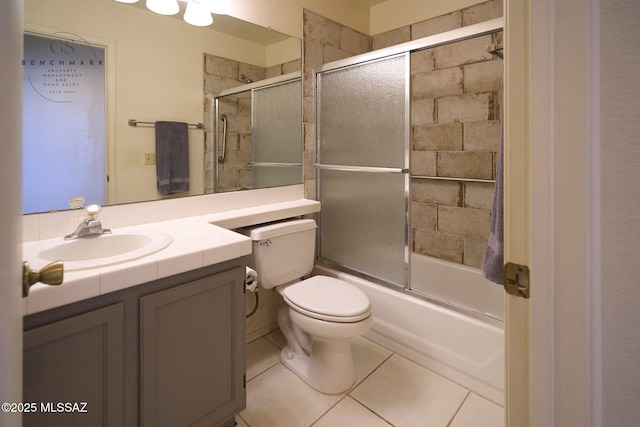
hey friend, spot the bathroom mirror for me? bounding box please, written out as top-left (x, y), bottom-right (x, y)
top-left (23, 0), bottom-right (302, 214)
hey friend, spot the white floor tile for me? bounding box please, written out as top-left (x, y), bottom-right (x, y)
top-left (449, 393), bottom-right (505, 427)
top-left (350, 354), bottom-right (468, 427)
top-left (349, 336), bottom-right (393, 388)
top-left (242, 332), bottom-right (499, 427)
top-left (264, 328), bottom-right (287, 349)
top-left (242, 364), bottom-right (342, 427)
top-left (247, 338), bottom-right (281, 381)
top-left (312, 396), bottom-right (392, 427)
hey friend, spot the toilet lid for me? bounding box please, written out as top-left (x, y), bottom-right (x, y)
top-left (282, 276), bottom-right (371, 322)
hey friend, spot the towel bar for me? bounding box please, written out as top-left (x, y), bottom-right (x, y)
top-left (128, 119), bottom-right (203, 129)
top-left (411, 175), bottom-right (496, 183)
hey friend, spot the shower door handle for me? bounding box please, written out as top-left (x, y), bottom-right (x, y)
top-left (248, 162), bottom-right (303, 168)
top-left (218, 114), bottom-right (227, 163)
top-left (314, 164), bottom-right (409, 174)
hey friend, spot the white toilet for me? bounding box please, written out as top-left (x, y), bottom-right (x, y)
top-left (243, 219), bottom-right (372, 394)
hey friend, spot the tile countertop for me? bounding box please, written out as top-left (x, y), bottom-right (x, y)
top-left (23, 199), bottom-right (321, 315)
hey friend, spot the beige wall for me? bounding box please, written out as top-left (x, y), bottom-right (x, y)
top-left (229, 0), bottom-right (489, 38)
top-left (228, 0), bottom-right (371, 37)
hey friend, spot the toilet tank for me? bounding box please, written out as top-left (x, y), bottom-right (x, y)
top-left (243, 219), bottom-right (317, 289)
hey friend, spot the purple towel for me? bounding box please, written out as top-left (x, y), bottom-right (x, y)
top-left (155, 121), bottom-right (189, 195)
top-left (482, 134), bottom-right (504, 285)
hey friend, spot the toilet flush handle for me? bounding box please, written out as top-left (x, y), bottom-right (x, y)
top-left (259, 240), bottom-right (272, 247)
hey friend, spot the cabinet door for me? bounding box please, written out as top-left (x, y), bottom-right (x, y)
top-left (23, 303), bottom-right (124, 427)
top-left (140, 267), bottom-right (245, 427)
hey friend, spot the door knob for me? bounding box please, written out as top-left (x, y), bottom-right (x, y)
top-left (23, 261), bottom-right (64, 297)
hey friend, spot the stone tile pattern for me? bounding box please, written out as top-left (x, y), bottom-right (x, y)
top-left (404, 0), bottom-right (503, 267)
top-left (303, 0), bottom-right (502, 268)
top-left (203, 54), bottom-right (299, 193)
top-left (302, 9), bottom-right (372, 199)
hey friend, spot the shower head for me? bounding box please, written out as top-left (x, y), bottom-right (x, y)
top-left (239, 74), bottom-right (253, 84)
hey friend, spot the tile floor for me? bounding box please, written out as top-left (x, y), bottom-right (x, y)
top-left (236, 330), bottom-right (504, 427)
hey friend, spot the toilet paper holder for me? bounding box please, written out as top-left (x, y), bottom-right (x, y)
top-left (245, 267), bottom-right (258, 293)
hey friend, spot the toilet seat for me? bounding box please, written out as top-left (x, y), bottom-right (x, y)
top-left (282, 276), bottom-right (371, 323)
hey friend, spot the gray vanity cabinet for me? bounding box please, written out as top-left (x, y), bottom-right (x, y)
top-left (23, 261), bottom-right (247, 427)
top-left (23, 304), bottom-right (124, 427)
top-left (140, 268), bottom-right (246, 427)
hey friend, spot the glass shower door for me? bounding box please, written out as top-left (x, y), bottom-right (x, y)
top-left (252, 78), bottom-right (302, 188)
top-left (316, 53), bottom-right (410, 288)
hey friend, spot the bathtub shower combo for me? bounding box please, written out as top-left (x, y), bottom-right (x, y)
top-left (314, 18), bottom-right (505, 404)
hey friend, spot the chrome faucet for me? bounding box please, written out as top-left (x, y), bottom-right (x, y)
top-left (64, 204), bottom-right (112, 240)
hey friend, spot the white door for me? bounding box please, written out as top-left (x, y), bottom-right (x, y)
top-left (503, 0), bottom-right (532, 424)
top-left (0, 2), bottom-right (25, 427)
top-left (504, 0), bottom-right (601, 425)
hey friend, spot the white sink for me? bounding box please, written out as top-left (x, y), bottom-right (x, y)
top-left (26, 229), bottom-right (173, 271)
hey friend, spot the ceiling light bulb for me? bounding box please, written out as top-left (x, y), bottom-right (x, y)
top-left (184, 1), bottom-right (213, 26)
top-left (114, 0), bottom-right (139, 4)
top-left (146, 0), bottom-right (179, 15)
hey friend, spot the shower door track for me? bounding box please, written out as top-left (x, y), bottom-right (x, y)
top-left (217, 71), bottom-right (301, 97)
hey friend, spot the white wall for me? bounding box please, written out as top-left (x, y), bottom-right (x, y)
top-left (600, 1), bottom-right (640, 425)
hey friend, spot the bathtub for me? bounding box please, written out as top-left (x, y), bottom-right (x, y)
top-left (314, 254), bottom-right (505, 405)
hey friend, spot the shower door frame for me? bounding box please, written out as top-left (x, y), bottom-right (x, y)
top-left (213, 72), bottom-right (302, 193)
top-left (314, 17), bottom-right (504, 293)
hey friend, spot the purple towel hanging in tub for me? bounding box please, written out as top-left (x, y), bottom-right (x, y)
top-left (482, 133), bottom-right (504, 285)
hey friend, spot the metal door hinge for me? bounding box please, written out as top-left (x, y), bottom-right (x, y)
top-left (504, 262), bottom-right (530, 299)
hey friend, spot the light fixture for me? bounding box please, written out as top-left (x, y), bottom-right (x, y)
top-left (113, 0), bottom-right (217, 27)
top-left (146, 0), bottom-right (180, 16)
top-left (183, 1), bottom-right (213, 26)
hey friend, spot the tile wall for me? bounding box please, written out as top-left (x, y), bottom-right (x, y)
top-left (302, 10), bottom-right (372, 200)
top-left (409, 30), bottom-right (503, 268)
